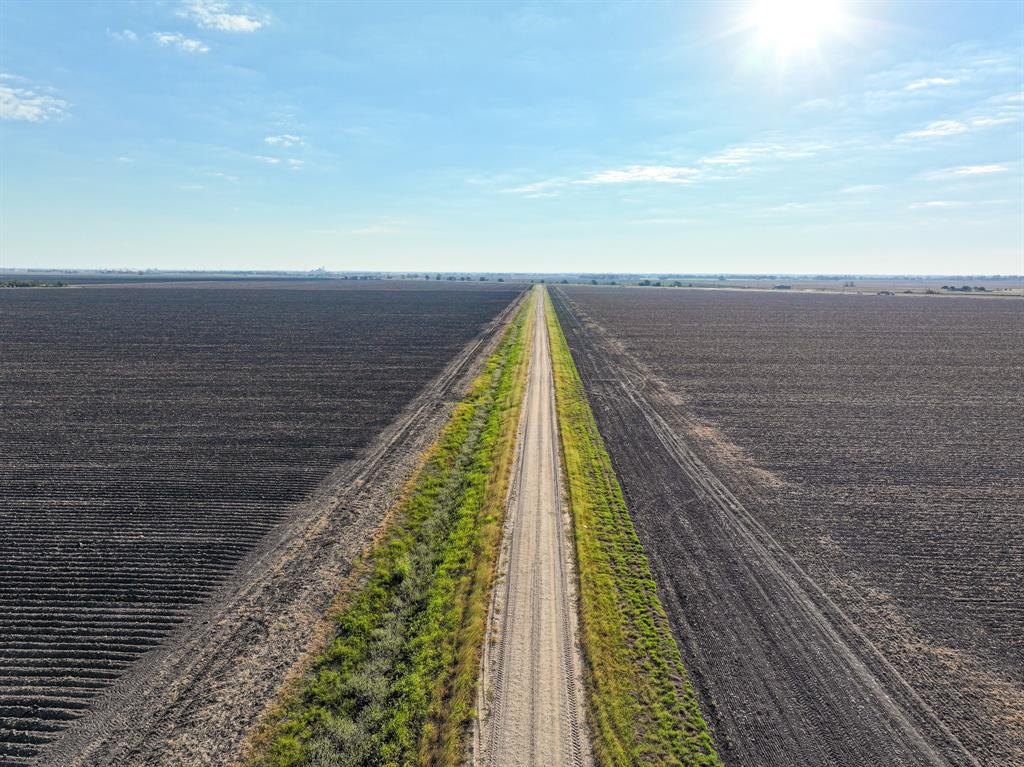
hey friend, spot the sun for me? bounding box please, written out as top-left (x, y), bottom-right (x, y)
top-left (746, 0), bottom-right (846, 59)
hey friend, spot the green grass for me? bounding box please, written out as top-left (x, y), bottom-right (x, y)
top-left (247, 289), bottom-right (534, 767)
top-left (544, 288), bottom-right (723, 767)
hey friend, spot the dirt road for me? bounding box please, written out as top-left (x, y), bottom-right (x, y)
top-left (474, 288), bottom-right (590, 767)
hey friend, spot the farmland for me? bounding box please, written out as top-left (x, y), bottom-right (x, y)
top-left (0, 280), bottom-right (523, 766)
top-left (552, 286), bottom-right (1023, 767)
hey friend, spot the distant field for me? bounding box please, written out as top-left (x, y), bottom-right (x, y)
top-left (0, 280), bottom-right (522, 765)
top-left (553, 286), bottom-right (1023, 766)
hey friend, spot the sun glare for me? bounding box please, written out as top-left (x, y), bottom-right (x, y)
top-left (747, 0), bottom-right (846, 59)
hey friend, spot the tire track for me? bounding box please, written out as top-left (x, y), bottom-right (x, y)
top-left (551, 287), bottom-right (980, 767)
top-left (474, 289), bottom-right (590, 767)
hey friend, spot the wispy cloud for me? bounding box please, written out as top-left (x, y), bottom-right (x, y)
top-left (506, 165), bottom-right (702, 195)
top-left (900, 119), bottom-right (969, 139)
top-left (265, 133), bottom-right (304, 147)
top-left (505, 139), bottom-right (831, 198)
top-left (179, 1), bottom-right (267, 33)
top-left (108, 28), bottom-right (138, 42)
top-left (505, 178), bottom-right (566, 197)
top-left (287, 159), bottom-right (304, 169)
top-left (253, 155), bottom-right (281, 165)
top-left (970, 116), bottom-right (1015, 127)
top-left (839, 184), bottom-right (883, 194)
top-left (926, 163), bottom-right (1009, 179)
top-left (0, 75), bottom-right (68, 121)
top-left (900, 112), bottom-right (1018, 139)
top-left (152, 32), bottom-right (209, 54)
top-left (909, 200), bottom-right (963, 210)
top-left (700, 141), bottom-right (827, 166)
top-left (580, 165), bottom-right (701, 185)
top-left (905, 76), bottom-right (959, 91)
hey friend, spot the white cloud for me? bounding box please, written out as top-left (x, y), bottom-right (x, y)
top-left (0, 77), bottom-right (68, 121)
top-left (152, 32), bottom-right (209, 53)
top-left (179, 1), bottom-right (266, 32)
top-left (503, 140), bottom-right (831, 199)
top-left (265, 134), bottom-right (303, 147)
top-left (970, 116), bottom-right (1014, 128)
top-left (253, 155), bottom-right (281, 165)
top-left (900, 109), bottom-right (1020, 139)
top-left (906, 77), bottom-right (959, 91)
top-left (287, 159), bottom-right (304, 168)
top-left (108, 28), bottom-right (139, 42)
top-left (505, 178), bottom-right (566, 197)
top-left (700, 141), bottom-right (827, 166)
top-left (701, 147), bottom-right (759, 165)
top-left (900, 119), bottom-right (969, 139)
top-left (909, 200), bottom-right (962, 209)
top-left (580, 165), bottom-right (700, 185)
top-left (927, 164), bottom-right (1009, 179)
top-left (839, 184), bottom-right (883, 194)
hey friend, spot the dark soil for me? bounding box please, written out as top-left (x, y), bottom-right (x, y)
top-left (552, 286), bottom-right (1023, 767)
top-left (0, 280), bottom-right (524, 766)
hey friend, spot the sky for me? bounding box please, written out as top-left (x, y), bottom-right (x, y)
top-left (1, 0), bottom-right (1022, 275)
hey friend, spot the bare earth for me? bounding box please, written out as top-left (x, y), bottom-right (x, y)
top-left (32, 293), bottom-right (525, 767)
top-left (473, 290), bottom-right (590, 767)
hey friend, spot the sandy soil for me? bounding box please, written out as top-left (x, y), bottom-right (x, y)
top-left (473, 289), bottom-right (590, 767)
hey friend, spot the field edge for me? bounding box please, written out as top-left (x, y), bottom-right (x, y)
top-left (242, 287), bottom-right (536, 767)
top-left (544, 286), bottom-right (723, 767)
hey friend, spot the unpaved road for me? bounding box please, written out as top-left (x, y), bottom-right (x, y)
top-left (474, 289), bottom-right (590, 767)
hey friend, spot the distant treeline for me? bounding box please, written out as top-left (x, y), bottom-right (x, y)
top-left (2, 280), bottom-right (67, 288)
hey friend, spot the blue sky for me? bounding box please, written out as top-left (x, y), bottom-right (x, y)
top-left (1, 1), bottom-right (1022, 274)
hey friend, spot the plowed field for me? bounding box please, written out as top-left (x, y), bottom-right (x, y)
top-left (0, 281), bottom-right (522, 766)
top-left (552, 286), bottom-right (1023, 767)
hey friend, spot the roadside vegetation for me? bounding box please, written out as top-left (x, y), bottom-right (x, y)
top-left (544, 290), bottom-right (722, 767)
top-left (247, 291), bottom-right (533, 767)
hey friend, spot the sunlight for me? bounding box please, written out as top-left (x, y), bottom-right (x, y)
top-left (747, 0), bottom-right (846, 59)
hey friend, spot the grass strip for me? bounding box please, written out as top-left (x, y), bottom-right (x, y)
top-left (544, 288), bottom-right (723, 767)
top-left (248, 289), bottom-right (534, 767)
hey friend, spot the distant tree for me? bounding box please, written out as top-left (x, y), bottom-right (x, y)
top-left (561, 279), bottom-right (569, 284)
top-left (639, 279), bottom-right (652, 286)
top-left (479, 276), bottom-right (488, 281)
top-left (591, 279), bottom-right (598, 285)
top-left (497, 277), bottom-right (504, 282)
